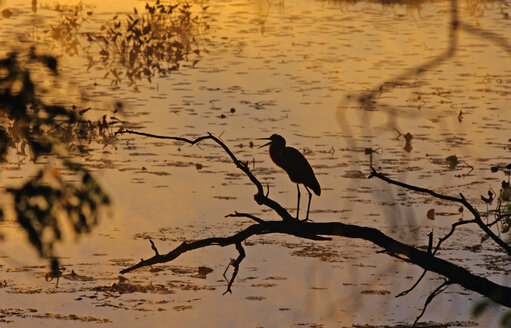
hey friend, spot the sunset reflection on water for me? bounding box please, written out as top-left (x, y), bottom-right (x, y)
top-left (0, 0), bottom-right (510, 326)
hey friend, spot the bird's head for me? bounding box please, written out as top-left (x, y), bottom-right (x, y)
top-left (257, 134), bottom-right (286, 148)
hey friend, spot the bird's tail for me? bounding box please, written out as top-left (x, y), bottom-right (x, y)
top-left (311, 177), bottom-right (321, 196)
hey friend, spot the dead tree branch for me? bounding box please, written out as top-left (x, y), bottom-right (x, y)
top-left (223, 242), bottom-right (245, 295)
top-left (369, 168), bottom-right (511, 255)
top-left (369, 165), bottom-right (509, 301)
top-left (412, 280), bottom-right (452, 327)
top-left (396, 221), bottom-right (474, 298)
top-left (116, 129), bottom-right (296, 221)
top-left (225, 211), bottom-right (266, 224)
top-left (487, 213), bottom-right (511, 228)
top-left (116, 131), bottom-right (511, 313)
top-left (396, 269), bottom-right (428, 298)
top-left (120, 219), bottom-right (511, 307)
top-left (149, 239), bottom-right (159, 256)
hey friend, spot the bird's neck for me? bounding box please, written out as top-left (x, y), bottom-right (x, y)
top-left (269, 144), bottom-right (285, 165)
top-left (269, 143), bottom-right (281, 155)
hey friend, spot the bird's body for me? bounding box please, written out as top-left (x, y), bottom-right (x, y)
top-left (269, 140), bottom-right (321, 196)
top-left (259, 134), bottom-right (320, 220)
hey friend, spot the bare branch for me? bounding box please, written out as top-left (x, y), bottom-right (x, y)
top-left (117, 129), bottom-right (295, 221)
top-left (117, 130), bottom-right (511, 312)
top-left (369, 168), bottom-right (462, 203)
top-left (433, 219), bottom-right (477, 255)
top-left (225, 211), bottom-right (266, 223)
top-left (120, 220), bottom-right (511, 307)
top-left (427, 231), bottom-right (433, 254)
top-left (412, 280), bottom-right (452, 327)
top-left (396, 232), bottom-right (433, 298)
top-left (120, 223), bottom-right (262, 274)
top-left (397, 221), bottom-right (473, 298)
top-left (369, 168), bottom-right (511, 254)
top-left (396, 270), bottom-right (428, 298)
top-left (149, 239), bottom-right (159, 256)
top-left (223, 242), bottom-right (245, 295)
top-left (487, 213), bottom-right (511, 228)
top-left (459, 193), bottom-right (511, 255)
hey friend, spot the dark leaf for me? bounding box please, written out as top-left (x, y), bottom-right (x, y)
top-left (472, 299), bottom-right (491, 318)
top-left (446, 155), bottom-right (458, 169)
top-left (426, 209), bottom-right (435, 220)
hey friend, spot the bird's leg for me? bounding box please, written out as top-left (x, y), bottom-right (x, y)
top-left (305, 186), bottom-right (312, 221)
top-left (296, 184), bottom-right (301, 220)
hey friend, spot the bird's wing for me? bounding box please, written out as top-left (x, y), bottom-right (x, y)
top-left (280, 147), bottom-right (320, 195)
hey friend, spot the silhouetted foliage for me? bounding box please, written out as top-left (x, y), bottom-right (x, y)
top-left (49, 4), bottom-right (87, 56)
top-left (8, 169), bottom-right (109, 259)
top-left (0, 48), bottom-right (113, 271)
top-left (0, 48), bottom-right (121, 157)
top-left (48, 0), bottom-right (209, 87)
top-left (87, 1), bottom-right (208, 87)
top-left (0, 126), bottom-right (10, 162)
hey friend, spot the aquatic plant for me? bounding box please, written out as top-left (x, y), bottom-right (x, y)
top-left (48, 5), bottom-right (89, 56)
top-left (45, 1), bottom-right (209, 87)
top-left (90, 1), bottom-right (208, 87)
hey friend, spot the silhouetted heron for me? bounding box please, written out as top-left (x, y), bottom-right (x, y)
top-left (258, 134), bottom-right (321, 220)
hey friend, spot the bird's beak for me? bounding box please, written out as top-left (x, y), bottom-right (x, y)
top-left (256, 137), bottom-right (271, 148)
top-left (258, 141), bottom-right (272, 148)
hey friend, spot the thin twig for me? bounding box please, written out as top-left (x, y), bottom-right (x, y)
top-left (223, 242), bottom-right (246, 294)
top-left (396, 270), bottom-right (428, 298)
top-left (396, 232), bottom-right (433, 298)
top-left (149, 239), bottom-right (159, 256)
top-left (369, 168), bottom-right (511, 254)
top-left (487, 213), bottom-right (511, 228)
top-left (427, 231), bottom-right (433, 254)
top-left (412, 280), bottom-right (451, 327)
top-left (459, 193), bottom-right (511, 254)
top-left (369, 168), bottom-right (462, 203)
top-left (117, 129), bottom-right (295, 221)
top-left (397, 220), bottom-right (475, 298)
top-left (433, 219), bottom-right (477, 255)
top-left (226, 212), bottom-right (266, 223)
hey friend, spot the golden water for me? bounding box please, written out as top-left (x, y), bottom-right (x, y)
top-left (0, 0), bottom-right (510, 326)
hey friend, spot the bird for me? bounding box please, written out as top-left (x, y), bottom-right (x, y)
top-left (258, 134), bottom-right (320, 220)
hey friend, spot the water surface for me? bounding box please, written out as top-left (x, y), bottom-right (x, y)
top-left (0, 0), bottom-right (510, 326)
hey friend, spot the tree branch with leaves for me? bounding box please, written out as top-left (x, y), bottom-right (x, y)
top-left (0, 49), bottom-right (114, 272)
